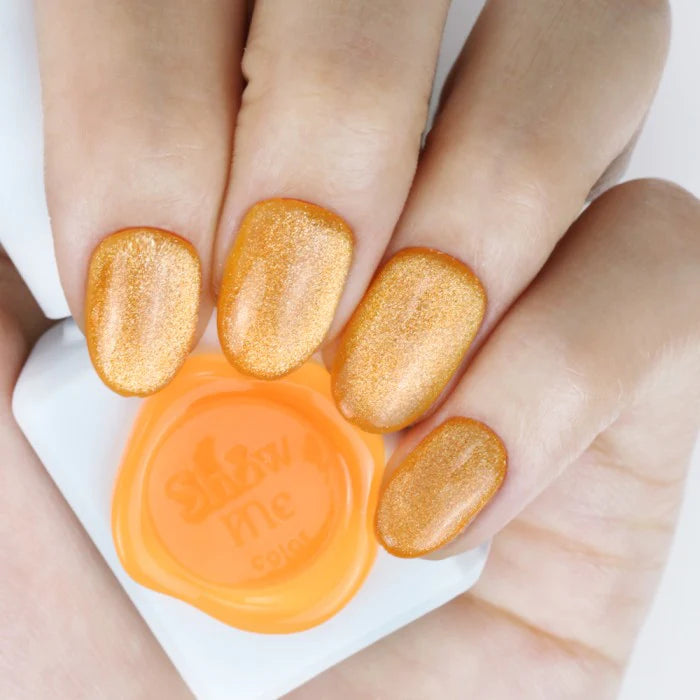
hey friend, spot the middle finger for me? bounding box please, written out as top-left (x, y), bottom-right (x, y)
top-left (214, 0), bottom-right (451, 378)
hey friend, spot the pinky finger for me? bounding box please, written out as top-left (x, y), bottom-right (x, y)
top-left (375, 179), bottom-right (700, 558)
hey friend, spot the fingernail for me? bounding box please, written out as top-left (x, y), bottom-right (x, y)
top-left (376, 418), bottom-right (506, 558)
top-left (218, 198), bottom-right (353, 379)
top-left (332, 248), bottom-right (485, 432)
top-left (85, 228), bottom-right (201, 396)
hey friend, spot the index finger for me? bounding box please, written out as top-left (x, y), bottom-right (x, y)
top-left (35, 0), bottom-right (244, 395)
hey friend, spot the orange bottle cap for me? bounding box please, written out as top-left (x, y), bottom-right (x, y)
top-left (112, 354), bottom-right (384, 633)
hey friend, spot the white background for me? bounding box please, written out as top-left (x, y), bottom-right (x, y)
top-left (1, 0), bottom-right (699, 697)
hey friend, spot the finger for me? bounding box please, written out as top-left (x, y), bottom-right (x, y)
top-left (0, 248), bottom-right (50, 362)
top-left (465, 368), bottom-right (699, 682)
top-left (296, 328), bottom-right (698, 699)
top-left (331, 0), bottom-right (671, 432)
top-left (214, 0), bottom-right (450, 378)
top-left (35, 0), bottom-right (244, 395)
top-left (374, 179), bottom-right (700, 558)
top-left (0, 255), bottom-right (188, 696)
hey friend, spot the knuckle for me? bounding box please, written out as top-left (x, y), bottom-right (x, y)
top-left (242, 15), bottom-right (434, 100)
top-left (240, 27), bottom-right (430, 152)
top-left (606, 178), bottom-right (700, 228)
top-left (596, 179), bottom-right (700, 279)
top-left (619, 0), bottom-right (671, 59)
top-left (633, 0), bottom-right (671, 22)
top-left (238, 38), bottom-right (427, 199)
top-left (616, 0), bottom-right (671, 31)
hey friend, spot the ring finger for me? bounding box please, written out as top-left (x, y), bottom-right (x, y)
top-left (375, 178), bottom-right (700, 558)
top-left (331, 0), bottom-right (671, 433)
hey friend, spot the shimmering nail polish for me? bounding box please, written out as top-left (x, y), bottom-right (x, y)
top-left (332, 248), bottom-right (485, 433)
top-left (376, 418), bottom-right (506, 558)
top-left (218, 199), bottom-right (354, 379)
top-left (85, 228), bottom-right (201, 397)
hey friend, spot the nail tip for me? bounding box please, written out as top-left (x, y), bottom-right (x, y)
top-left (330, 383), bottom-right (395, 434)
top-left (331, 371), bottom-right (413, 434)
top-left (374, 533), bottom-right (429, 559)
top-left (88, 347), bottom-right (183, 397)
top-left (375, 510), bottom-right (456, 559)
top-left (220, 351), bottom-right (301, 381)
top-left (217, 328), bottom-right (309, 381)
top-left (340, 406), bottom-right (415, 435)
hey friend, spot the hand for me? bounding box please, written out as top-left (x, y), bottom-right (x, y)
top-left (4, 0), bottom-right (698, 696)
top-left (3, 179), bottom-right (700, 697)
top-left (34, 0), bottom-right (683, 552)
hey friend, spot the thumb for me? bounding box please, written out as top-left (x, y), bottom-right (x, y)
top-left (0, 247), bottom-right (49, 391)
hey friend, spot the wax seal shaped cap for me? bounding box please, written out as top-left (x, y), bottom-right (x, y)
top-left (112, 354), bottom-right (384, 633)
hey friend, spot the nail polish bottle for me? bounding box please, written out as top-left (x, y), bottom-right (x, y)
top-left (1, 235), bottom-right (488, 700)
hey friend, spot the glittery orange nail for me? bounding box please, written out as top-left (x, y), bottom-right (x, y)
top-left (376, 418), bottom-right (506, 558)
top-left (85, 228), bottom-right (201, 397)
top-left (218, 199), bottom-right (353, 379)
top-left (332, 248), bottom-right (485, 433)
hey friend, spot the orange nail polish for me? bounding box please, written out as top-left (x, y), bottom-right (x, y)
top-left (332, 248), bottom-right (486, 433)
top-left (376, 418), bottom-right (506, 558)
top-left (86, 228), bottom-right (201, 396)
top-left (112, 354), bottom-right (384, 633)
top-left (218, 199), bottom-right (353, 379)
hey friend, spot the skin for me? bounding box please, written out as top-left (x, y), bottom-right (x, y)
top-left (3, 183), bottom-right (700, 695)
top-left (4, 0), bottom-right (699, 696)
